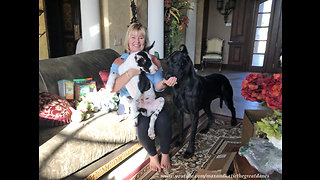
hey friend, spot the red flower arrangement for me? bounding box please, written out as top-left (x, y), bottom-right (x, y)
top-left (241, 73), bottom-right (282, 110)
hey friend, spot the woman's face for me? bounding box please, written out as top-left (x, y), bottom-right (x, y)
top-left (128, 30), bottom-right (145, 54)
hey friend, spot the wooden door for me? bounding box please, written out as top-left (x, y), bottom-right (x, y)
top-left (228, 0), bottom-right (255, 71)
top-left (247, 0), bottom-right (282, 73)
top-left (228, 0), bottom-right (282, 73)
top-left (61, 0), bottom-right (81, 56)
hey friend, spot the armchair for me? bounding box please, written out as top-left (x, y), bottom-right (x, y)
top-left (201, 37), bottom-right (224, 71)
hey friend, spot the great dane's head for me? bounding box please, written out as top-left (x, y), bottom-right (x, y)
top-left (134, 41), bottom-right (158, 74)
top-left (164, 44), bottom-right (193, 81)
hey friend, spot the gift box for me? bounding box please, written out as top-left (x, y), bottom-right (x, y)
top-left (75, 84), bottom-right (90, 101)
top-left (57, 80), bottom-right (74, 99)
top-left (241, 109), bottom-right (273, 145)
top-left (73, 78), bottom-right (96, 100)
top-left (195, 152), bottom-right (236, 179)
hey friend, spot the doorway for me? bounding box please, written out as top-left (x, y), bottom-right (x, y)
top-left (45, 0), bottom-right (81, 58)
top-left (247, 0), bottom-right (282, 73)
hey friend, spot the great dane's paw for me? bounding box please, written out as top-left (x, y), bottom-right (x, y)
top-left (199, 127), bottom-right (209, 134)
top-left (148, 128), bottom-right (156, 140)
top-left (231, 119), bottom-right (237, 126)
top-left (175, 140), bottom-right (183, 148)
top-left (183, 151), bottom-right (194, 159)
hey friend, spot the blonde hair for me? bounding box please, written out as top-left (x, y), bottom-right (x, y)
top-left (124, 23), bottom-right (149, 53)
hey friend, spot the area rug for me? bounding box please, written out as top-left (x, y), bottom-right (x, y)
top-left (125, 113), bottom-right (243, 180)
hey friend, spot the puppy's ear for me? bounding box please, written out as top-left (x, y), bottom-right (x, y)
top-left (144, 41), bottom-right (155, 52)
top-left (179, 44), bottom-right (188, 54)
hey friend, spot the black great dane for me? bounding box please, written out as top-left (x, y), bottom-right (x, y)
top-left (164, 45), bottom-right (237, 158)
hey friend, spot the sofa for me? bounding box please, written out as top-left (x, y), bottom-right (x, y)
top-left (39, 48), bottom-right (181, 179)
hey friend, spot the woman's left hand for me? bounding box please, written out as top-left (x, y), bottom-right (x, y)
top-left (163, 77), bottom-right (177, 87)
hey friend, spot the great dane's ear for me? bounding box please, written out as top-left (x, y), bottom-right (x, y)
top-left (144, 41), bottom-right (155, 52)
top-left (179, 44), bottom-right (188, 54)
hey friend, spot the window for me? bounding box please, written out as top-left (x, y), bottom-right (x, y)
top-left (251, 0), bottom-right (273, 67)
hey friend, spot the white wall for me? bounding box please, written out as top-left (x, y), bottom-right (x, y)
top-left (206, 0), bottom-right (232, 64)
top-left (148, 0), bottom-right (164, 58)
top-left (77, 0), bottom-right (102, 53)
top-left (185, 0), bottom-right (197, 64)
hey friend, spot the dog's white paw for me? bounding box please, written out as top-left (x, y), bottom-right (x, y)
top-left (148, 128), bottom-right (155, 140)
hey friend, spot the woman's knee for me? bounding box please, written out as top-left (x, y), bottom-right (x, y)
top-left (155, 110), bottom-right (171, 129)
top-left (136, 115), bottom-right (149, 139)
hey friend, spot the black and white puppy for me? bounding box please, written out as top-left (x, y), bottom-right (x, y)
top-left (106, 42), bottom-right (165, 140)
top-left (165, 45), bottom-right (237, 158)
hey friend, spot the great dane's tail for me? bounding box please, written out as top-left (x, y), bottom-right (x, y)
top-left (220, 97), bottom-right (223, 108)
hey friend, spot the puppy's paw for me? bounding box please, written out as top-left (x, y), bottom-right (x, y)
top-left (148, 128), bottom-right (156, 140)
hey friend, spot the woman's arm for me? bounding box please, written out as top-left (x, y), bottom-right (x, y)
top-left (111, 68), bottom-right (141, 93)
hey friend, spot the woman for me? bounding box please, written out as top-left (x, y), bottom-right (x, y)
top-left (108, 23), bottom-right (177, 172)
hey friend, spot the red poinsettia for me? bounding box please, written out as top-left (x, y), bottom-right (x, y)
top-left (241, 73), bottom-right (282, 110)
top-left (262, 73), bottom-right (282, 110)
top-left (241, 73), bottom-right (269, 102)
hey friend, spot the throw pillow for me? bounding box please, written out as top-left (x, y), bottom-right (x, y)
top-left (39, 92), bottom-right (72, 127)
top-left (99, 70), bottom-right (110, 87)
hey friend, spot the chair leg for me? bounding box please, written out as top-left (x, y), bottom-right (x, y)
top-left (219, 62), bottom-right (222, 72)
top-left (201, 61), bottom-right (205, 71)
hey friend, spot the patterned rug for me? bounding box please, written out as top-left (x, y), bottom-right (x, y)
top-left (125, 113), bottom-right (243, 180)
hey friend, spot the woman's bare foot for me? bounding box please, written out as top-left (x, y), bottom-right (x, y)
top-left (160, 153), bottom-right (171, 170)
top-left (149, 154), bottom-right (161, 172)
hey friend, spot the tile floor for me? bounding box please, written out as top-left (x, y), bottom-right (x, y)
top-left (196, 67), bottom-right (268, 119)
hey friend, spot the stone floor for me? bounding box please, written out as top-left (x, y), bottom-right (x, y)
top-left (196, 67), bottom-right (268, 119)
